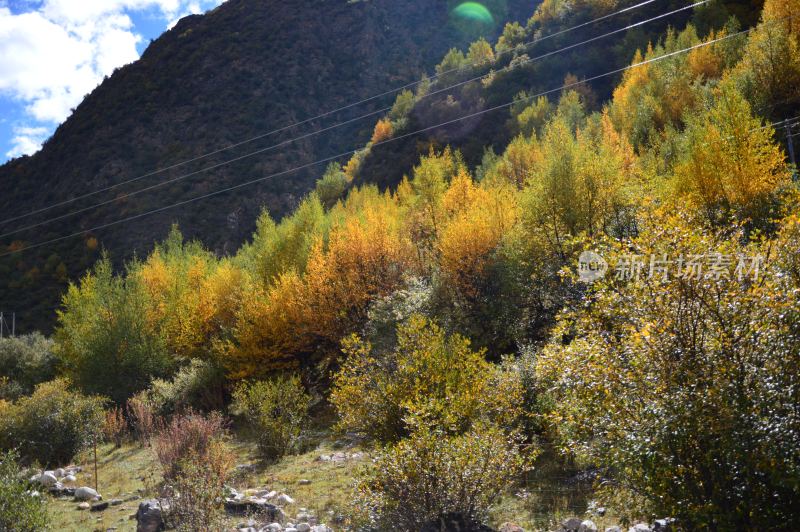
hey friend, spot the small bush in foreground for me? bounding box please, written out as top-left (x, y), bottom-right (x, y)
top-left (0, 379), bottom-right (104, 466)
top-left (230, 375), bottom-right (311, 461)
top-left (354, 424), bottom-right (531, 531)
top-left (154, 411), bottom-right (228, 480)
top-left (161, 443), bottom-right (234, 532)
top-left (0, 451), bottom-right (49, 532)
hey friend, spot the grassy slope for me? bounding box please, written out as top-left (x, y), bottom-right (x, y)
top-left (47, 436), bottom-right (629, 532)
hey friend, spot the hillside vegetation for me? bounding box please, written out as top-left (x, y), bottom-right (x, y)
top-left (1, 0), bottom-right (800, 530)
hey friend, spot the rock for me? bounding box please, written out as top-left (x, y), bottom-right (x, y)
top-left (652, 518), bottom-right (675, 532)
top-left (318, 454), bottom-right (331, 462)
top-left (499, 523), bottom-right (524, 532)
top-left (49, 485), bottom-right (76, 497)
top-left (580, 520), bottom-right (598, 532)
top-left (331, 452), bottom-right (347, 463)
top-left (235, 463), bottom-right (257, 474)
top-left (224, 499), bottom-right (283, 522)
top-left (110, 498), bottom-right (124, 506)
top-left (597, 507), bottom-right (606, 517)
top-left (629, 525), bottom-right (651, 532)
top-left (91, 501), bottom-right (110, 512)
top-left (298, 479), bottom-right (311, 485)
top-left (77, 502), bottom-right (91, 510)
top-left (297, 524), bottom-right (312, 532)
top-left (276, 493), bottom-right (295, 505)
top-left (264, 490), bottom-right (278, 500)
top-left (562, 517), bottom-right (583, 532)
top-left (605, 528), bottom-right (621, 532)
top-left (135, 499), bottom-right (166, 532)
top-left (75, 486), bottom-right (101, 501)
top-left (285, 529), bottom-right (298, 532)
top-left (37, 472), bottom-right (59, 487)
top-left (64, 474), bottom-right (77, 483)
top-left (310, 526), bottom-right (332, 532)
top-left (55, 468), bottom-right (65, 478)
top-left (262, 524), bottom-right (283, 532)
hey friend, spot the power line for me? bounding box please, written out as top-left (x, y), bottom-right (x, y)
top-left (0, 0), bottom-right (709, 240)
top-left (0, 19), bottom-right (767, 259)
top-left (0, 0), bottom-right (662, 227)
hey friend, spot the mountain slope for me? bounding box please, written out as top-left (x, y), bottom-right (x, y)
top-left (0, 0), bottom-right (536, 332)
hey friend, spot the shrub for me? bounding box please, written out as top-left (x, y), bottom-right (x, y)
top-left (230, 375), bottom-right (310, 461)
top-left (147, 359), bottom-right (227, 417)
top-left (537, 210), bottom-right (800, 529)
top-left (0, 333), bottom-right (57, 400)
top-left (154, 411), bottom-right (228, 480)
top-left (354, 424), bottom-right (530, 531)
top-left (0, 450), bottom-right (49, 531)
top-left (331, 315), bottom-right (524, 442)
top-left (102, 406), bottom-right (127, 448)
top-left (127, 393), bottom-right (158, 446)
top-left (161, 441), bottom-right (234, 532)
top-left (0, 379), bottom-right (104, 466)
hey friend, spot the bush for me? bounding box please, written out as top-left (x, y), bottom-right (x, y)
top-left (127, 393), bottom-right (159, 446)
top-left (0, 450), bottom-right (49, 531)
top-left (230, 375), bottom-right (310, 461)
top-left (147, 359), bottom-right (227, 417)
top-left (102, 406), bottom-right (127, 448)
top-left (331, 315), bottom-right (523, 443)
top-left (0, 379), bottom-right (104, 466)
top-left (537, 211), bottom-right (800, 529)
top-left (0, 333), bottom-right (57, 400)
top-left (161, 441), bottom-right (234, 532)
top-left (354, 424), bottom-right (530, 531)
top-left (154, 411), bottom-right (228, 480)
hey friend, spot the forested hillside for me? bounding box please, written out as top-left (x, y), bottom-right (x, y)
top-left (0, 0), bottom-right (535, 332)
top-left (1, 0), bottom-right (799, 530)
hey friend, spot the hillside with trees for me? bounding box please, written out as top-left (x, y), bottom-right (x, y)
top-left (1, 0), bottom-right (799, 530)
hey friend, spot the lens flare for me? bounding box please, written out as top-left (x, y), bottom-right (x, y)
top-left (452, 2), bottom-right (494, 25)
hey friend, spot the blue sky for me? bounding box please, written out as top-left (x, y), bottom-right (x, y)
top-left (0, 0), bottom-right (226, 162)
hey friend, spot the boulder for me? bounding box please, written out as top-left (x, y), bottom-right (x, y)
top-left (37, 472), bottom-right (59, 487)
top-left (652, 518), bottom-right (675, 532)
top-left (276, 493), bottom-right (295, 505)
top-left (562, 517), bottom-right (583, 532)
top-left (135, 499), bottom-right (166, 532)
top-left (55, 468), bottom-right (65, 478)
top-left (224, 499), bottom-right (283, 522)
top-left (580, 520), bottom-right (598, 532)
top-left (74, 486), bottom-right (101, 501)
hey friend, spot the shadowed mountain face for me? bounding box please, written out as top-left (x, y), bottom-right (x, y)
top-left (0, 0), bottom-right (537, 332)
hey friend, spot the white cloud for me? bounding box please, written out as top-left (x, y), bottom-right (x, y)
top-left (0, 0), bottom-right (225, 158)
top-left (6, 125), bottom-right (49, 158)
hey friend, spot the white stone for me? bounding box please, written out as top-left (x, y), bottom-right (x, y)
top-left (297, 524), bottom-right (311, 532)
top-left (75, 486), bottom-right (100, 501)
top-left (276, 493), bottom-right (295, 505)
top-left (580, 520), bottom-right (598, 532)
top-left (37, 472), bottom-right (58, 487)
